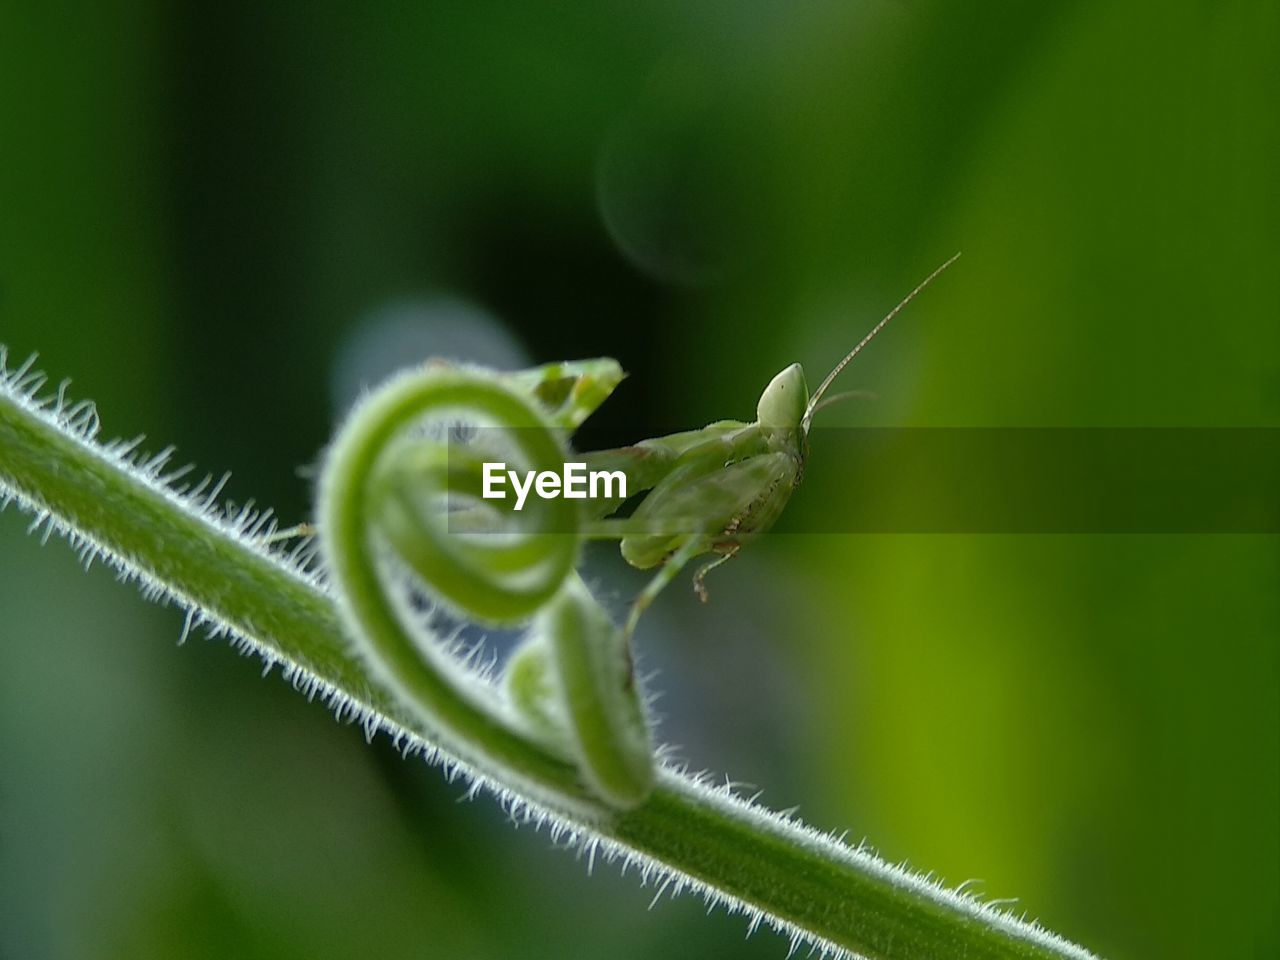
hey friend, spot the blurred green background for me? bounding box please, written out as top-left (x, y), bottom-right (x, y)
top-left (2, 2), bottom-right (1276, 958)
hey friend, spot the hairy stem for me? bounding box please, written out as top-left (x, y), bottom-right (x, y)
top-left (0, 356), bottom-right (1100, 960)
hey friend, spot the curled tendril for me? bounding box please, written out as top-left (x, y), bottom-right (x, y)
top-left (366, 374), bottom-right (579, 623)
top-left (318, 361), bottom-right (654, 812)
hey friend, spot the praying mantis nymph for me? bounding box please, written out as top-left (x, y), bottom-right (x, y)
top-left (580, 252), bottom-right (960, 638)
top-left (311, 253), bottom-right (957, 809)
top-left (311, 253), bottom-right (957, 639)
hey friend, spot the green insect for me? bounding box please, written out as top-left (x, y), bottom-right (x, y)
top-left (518, 254), bottom-right (959, 639)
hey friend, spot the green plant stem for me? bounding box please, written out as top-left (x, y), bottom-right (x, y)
top-left (0, 376), bottom-right (1100, 960)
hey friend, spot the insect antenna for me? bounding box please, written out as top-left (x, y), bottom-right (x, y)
top-left (807, 388), bottom-right (878, 417)
top-left (802, 251), bottom-right (960, 432)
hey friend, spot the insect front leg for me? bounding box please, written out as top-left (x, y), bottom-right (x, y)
top-left (499, 358), bottom-right (625, 430)
top-left (580, 421), bottom-right (749, 521)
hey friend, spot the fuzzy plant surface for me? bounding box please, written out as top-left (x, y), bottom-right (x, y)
top-left (0, 345), bottom-right (1103, 960)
